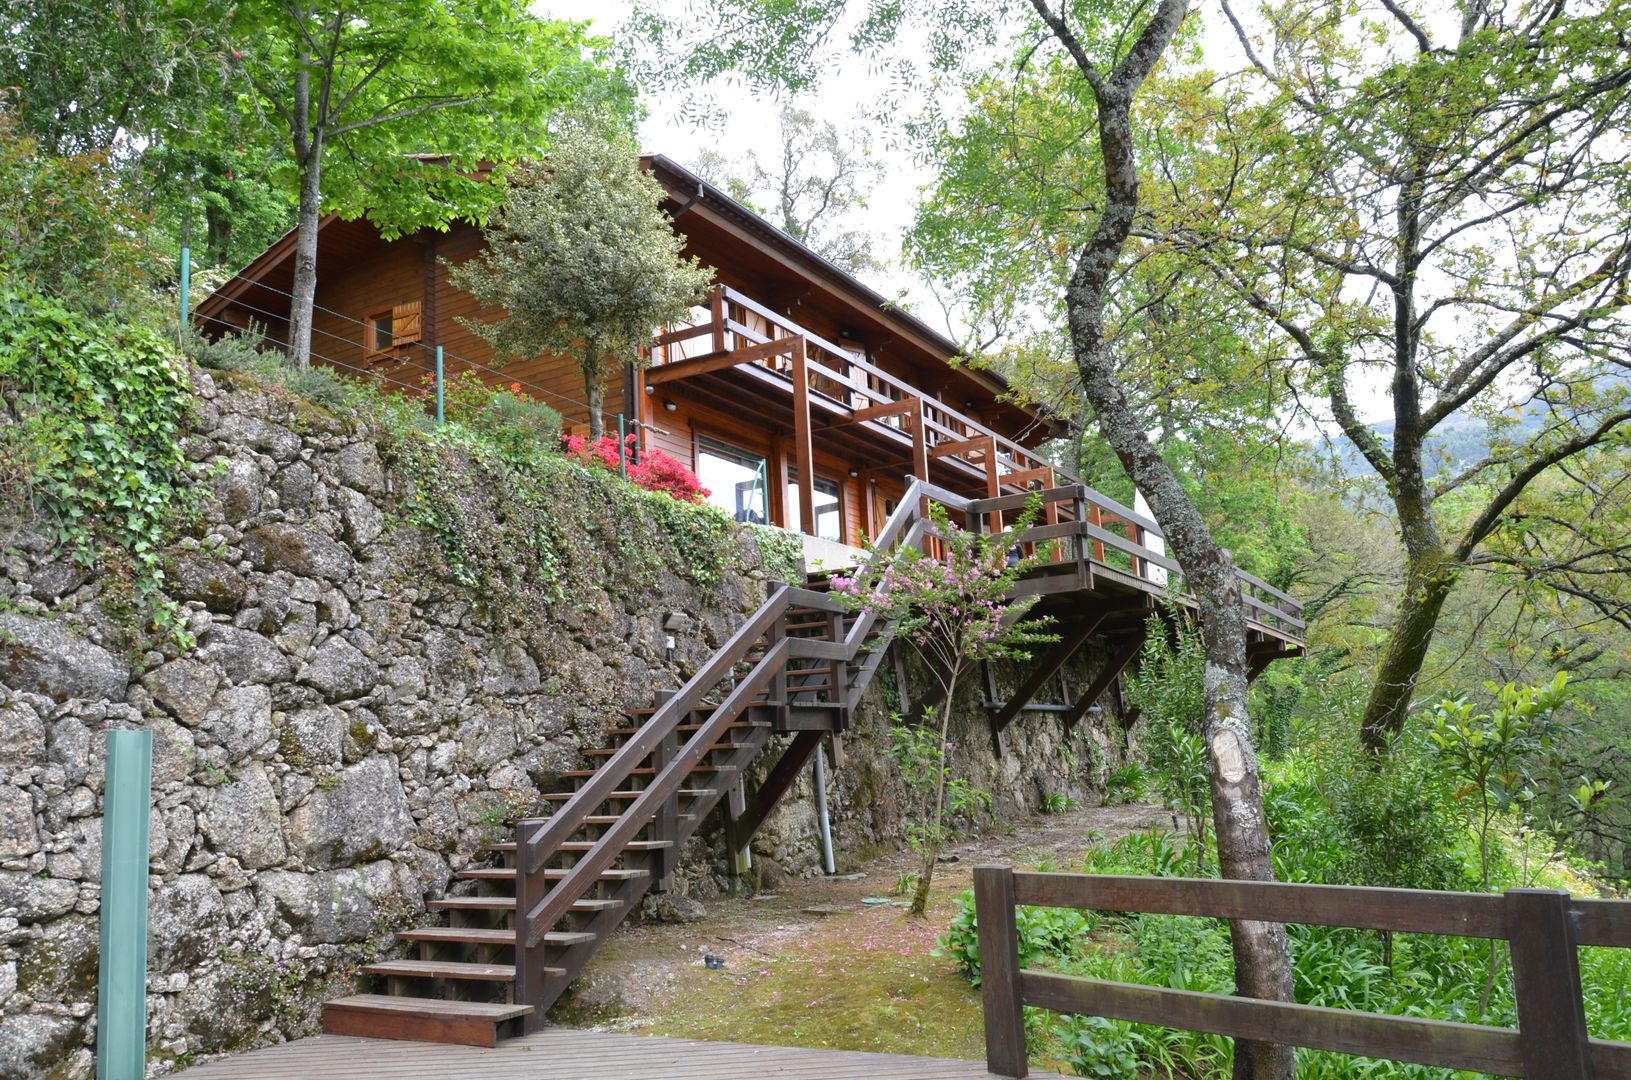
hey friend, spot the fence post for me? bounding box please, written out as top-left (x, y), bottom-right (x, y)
top-left (1507, 888), bottom-right (1592, 1080)
top-left (96, 728), bottom-right (152, 1080)
top-left (974, 865), bottom-right (1028, 1079)
top-left (177, 245), bottom-right (191, 346)
top-left (434, 345), bottom-right (445, 424)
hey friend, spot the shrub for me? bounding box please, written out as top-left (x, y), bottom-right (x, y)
top-left (440, 371), bottom-right (562, 454)
top-left (1, 287), bottom-right (193, 643)
top-left (562, 432), bottom-right (709, 504)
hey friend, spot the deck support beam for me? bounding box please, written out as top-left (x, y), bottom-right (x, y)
top-left (1062, 626), bottom-right (1147, 734)
top-left (791, 338), bottom-right (815, 535)
top-left (987, 613), bottom-right (1108, 737)
top-left (735, 730), bottom-right (825, 854)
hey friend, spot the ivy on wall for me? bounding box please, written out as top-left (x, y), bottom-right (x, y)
top-left (1, 287), bottom-right (194, 643)
top-left (369, 392), bottom-right (745, 626)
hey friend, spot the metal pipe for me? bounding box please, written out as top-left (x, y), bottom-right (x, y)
top-left (435, 345), bottom-right (445, 424)
top-left (814, 742), bottom-right (835, 874)
top-left (97, 728), bottom-right (152, 1079)
top-left (178, 246), bottom-right (191, 344)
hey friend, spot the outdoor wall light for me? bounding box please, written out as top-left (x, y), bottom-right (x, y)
top-left (663, 399), bottom-right (678, 412)
top-left (848, 468), bottom-right (860, 477)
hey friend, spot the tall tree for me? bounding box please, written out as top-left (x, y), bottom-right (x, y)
top-left (691, 105), bottom-right (886, 275)
top-left (448, 115), bottom-right (715, 439)
top-left (630, 3), bottom-right (1298, 1073)
top-left (1157, 0), bottom-right (1631, 751)
top-left (198, 0), bottom-right (622, 369)
top-left (0, 0), bottom-right (216, 157)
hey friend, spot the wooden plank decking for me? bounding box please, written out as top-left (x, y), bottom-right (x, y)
top-left (175, 1027), bottom-right (1068, 1079)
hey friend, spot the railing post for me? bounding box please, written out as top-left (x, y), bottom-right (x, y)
top-left (710, 284), bottom-right (726, 353)
top-left (1508, 888), bottom-right (1593, 1079)
top-left (434, 345), bottom-right (445, 424)
top-left (178, 245), bottom-right (191, 346)
top-left (974, 865), bottom-right (1028, 1079)
top-left (651, 688), bottom-right (678, 890)
top-left (791, 338), bottom-right (816, 535)
top-left (513, 816), bottom-right (547, 1031)
top-left (617, 413), bottom-right (628, 478)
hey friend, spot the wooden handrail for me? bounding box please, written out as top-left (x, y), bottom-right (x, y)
top-left (517, 585), bottom-right (794, 877)
top-left (512, 477), bottom-right (969, 972)
top-left (975, 867), bottom-right (1631, 1079)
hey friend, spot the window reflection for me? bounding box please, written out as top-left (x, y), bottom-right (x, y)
top-left (786, 469), bottom-right (842, 542)
top-left (697, 437), bottom-right (768, 524)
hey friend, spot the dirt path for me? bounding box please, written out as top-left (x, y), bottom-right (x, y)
top-left (557, 803), bottom-right (1175, 1064)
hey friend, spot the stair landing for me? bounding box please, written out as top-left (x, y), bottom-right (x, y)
top-left (175, 1027), bottom-right (1070, 1078)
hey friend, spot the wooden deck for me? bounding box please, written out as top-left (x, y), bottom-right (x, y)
top-left (174, 1028), bottom-right (1069, 1079)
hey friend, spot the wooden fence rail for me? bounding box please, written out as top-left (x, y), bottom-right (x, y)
top-left (973, 867), bottom-right (1631, 1079)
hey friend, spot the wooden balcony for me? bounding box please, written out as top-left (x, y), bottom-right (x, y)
top-left (646, 284), bottom-right (1067, 526)
top-left (642, 285), bottom-right (1304, 652)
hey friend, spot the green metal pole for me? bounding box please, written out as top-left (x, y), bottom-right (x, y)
top-left (618, 413), bottom-right (628, 478)
top-left (435, 345), bottom-right (445, 424)
top-left (96, 728), bottom-right (152, 1080)
top-left (178, 246), bottom-right (191, 345)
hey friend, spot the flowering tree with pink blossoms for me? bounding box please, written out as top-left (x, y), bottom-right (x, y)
top-left (831, 496), bottom-right (1056, 916)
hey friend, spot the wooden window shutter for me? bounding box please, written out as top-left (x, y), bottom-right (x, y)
top-left (392, 299), bottom-right (422, 344)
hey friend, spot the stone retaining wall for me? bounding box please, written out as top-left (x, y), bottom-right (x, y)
top-left (0, 370), bottom-right (1127, 1077)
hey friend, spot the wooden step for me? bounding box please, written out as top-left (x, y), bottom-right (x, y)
top-left (322, 994), bottom-right (531, 1048)
top-left (558, 839), bottom-right (672, 852)
top-left (397, 926), bottom-right (595, 947)
top-left (609, 720), bottom-right (769, 735)
top-left (541, 789), bottom-right (714, 802)
top-left (428, 896), bottom-right (622, 914)
top-left (361, 958), bottom-right (528, 982)
top-left (457, 866), bottom-right (648, 882)
top-left (562, 764), bottom-right (734, 779)
top-left (585, 740), bottom-right (754, 757)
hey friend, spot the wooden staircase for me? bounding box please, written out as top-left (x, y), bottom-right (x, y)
top-left (320, 485), bottom-right (940, 1046)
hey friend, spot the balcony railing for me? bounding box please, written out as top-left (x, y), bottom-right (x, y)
top-left (649, 285), bottom-right (1304, 642)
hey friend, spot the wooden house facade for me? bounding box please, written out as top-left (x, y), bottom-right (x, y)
top-left (196, 155), bottom-right (1066, 554)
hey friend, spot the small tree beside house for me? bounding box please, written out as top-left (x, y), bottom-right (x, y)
top-left (832, 498), bottom-right (1056, 917)
top-left (449, 115), bottom-right (715, 439)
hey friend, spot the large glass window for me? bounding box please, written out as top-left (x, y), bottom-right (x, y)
top-left (697, 437), bottom-right (769, 524)
top-left (786, 469), bottom-right (843, 542)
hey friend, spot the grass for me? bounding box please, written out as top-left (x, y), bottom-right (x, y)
top-left (619, 902), bottom-right (989, 1060)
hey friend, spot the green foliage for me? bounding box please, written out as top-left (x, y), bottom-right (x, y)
top-left (203, 1), bottom-right (625, 239)
top-left (887, 716), bottom-right (993, 853)
top-left (1426, 674), bottom-right (1576, 888)
top-left (448, 112), bottom-right (714, 434)
top-left (1101, 761), bottom-right (1148, 806)
top-left (1125, 614), bottom-right (1211, 867)
top-left (0, 107), bottom-right (163, 319)
top-left (372, 391), bottom-right (742, 625)
top-left (439, 371), bottom-right (562, 456)
top-left (748, 524), bottom-right (804, 585)
top-left (1, 287), bottom-right (194, 645)
top-left (192, 327), bottom-right (351, 409)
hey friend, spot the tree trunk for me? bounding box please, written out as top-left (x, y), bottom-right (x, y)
top-left (1040, 0), bottom-right (1296, 1062)
top-left (1359, 545), bottom-right (1456, 752)
top-left (287, 148), bottom-right (323, 371)
top-left (583, 350), bottom-right (605, 440)
top-left (909, 666), bottom-right (961, 919)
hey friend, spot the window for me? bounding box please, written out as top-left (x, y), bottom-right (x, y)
top-left (365, 300), bottom-right (422, 358)
top-left (696, 437), bottom-right (769, 524)
top-left (786, 469), bottom-right (843, 542)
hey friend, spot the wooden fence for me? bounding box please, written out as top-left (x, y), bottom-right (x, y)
top-left (973, 867), bottom-right (1631, 1079)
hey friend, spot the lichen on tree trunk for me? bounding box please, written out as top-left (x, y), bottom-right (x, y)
top-left (1026, 0), bottom-right (1297, 1071)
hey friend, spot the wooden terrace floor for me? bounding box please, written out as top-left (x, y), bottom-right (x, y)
top-left (175, 1028), bottom-right (1069, 1079)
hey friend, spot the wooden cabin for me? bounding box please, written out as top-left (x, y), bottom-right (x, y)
top-left (195, 155), bottom-right (1068, 564)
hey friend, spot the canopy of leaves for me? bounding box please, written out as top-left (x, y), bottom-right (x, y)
top-left (204, 0), bottom-right (631, 237)
top-left (448, 116), bottom-right (714, 372)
